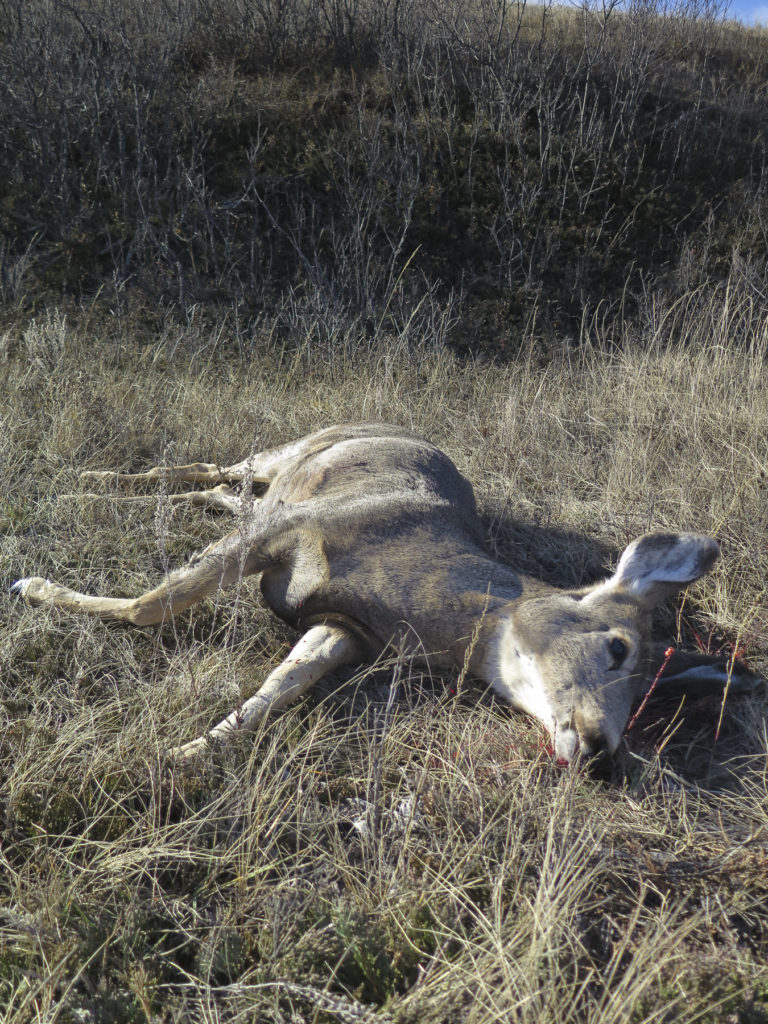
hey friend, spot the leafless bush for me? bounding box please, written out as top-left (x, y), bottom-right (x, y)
top-left (0, 0), bottom-right (766, 356)
top-left (21, 310), bottom-right (68, 373)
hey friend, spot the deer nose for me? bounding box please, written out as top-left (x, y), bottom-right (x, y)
top-left (554, 718), bottom-right (615, 763)
top-left (553, 725), bottom-right (610, 763)
top-left (554, 727), bottom-right (580, 761)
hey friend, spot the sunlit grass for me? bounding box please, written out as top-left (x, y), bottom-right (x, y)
top-left (1, 290), bottom-right (766, 1022)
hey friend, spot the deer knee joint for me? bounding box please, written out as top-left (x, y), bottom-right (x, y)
top-left (125, 599), bottom-right (168, 626)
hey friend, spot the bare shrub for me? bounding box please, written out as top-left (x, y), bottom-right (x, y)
top-left (21, 310), bottom-right (68, 373)
top-left (0, 0), bottom-right (766, 354)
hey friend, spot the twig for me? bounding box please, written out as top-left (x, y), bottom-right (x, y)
top-left (625, 646), bottom-right (675, 733)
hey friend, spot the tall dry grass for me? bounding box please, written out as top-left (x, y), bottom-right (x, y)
top-left (1, 284), bottom-right (766, 1022)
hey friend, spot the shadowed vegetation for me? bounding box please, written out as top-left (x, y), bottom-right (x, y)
top-left (1, 0), bottom-right (768, 354)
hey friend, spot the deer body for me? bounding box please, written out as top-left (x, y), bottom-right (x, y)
top-left (12, 423), bottom-right (755, 762)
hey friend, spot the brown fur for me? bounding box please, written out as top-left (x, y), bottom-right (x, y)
top-left (11, 423), bottom-right (759, 761)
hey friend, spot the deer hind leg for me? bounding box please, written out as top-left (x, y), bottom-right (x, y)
top-left (11, 529), bottom-right (268, 626)
top-left (80, 462), bottom-right (232, 487)
top-left (78, 431), bottom-right (323, 492)
top-left (76, 482), bottom-right (243, 512)
top-left (77, 461), bottom-right (251, 514)
top-left (172, 623), bottom-right (362, 759)
top-left (77, 437), bottom-right (315, 507)
top-left (77, 448), bottom-right (287, 513)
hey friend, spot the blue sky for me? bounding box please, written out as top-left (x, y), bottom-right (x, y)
top-left (576, 0), bottom-right (768, 28)
top-left (727, 0), bottom-right (768, 23)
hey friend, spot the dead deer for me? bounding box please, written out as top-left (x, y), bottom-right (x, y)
top-left (11, 423), bottom-right (758, 761)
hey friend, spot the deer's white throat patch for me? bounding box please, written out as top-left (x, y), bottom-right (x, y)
top-left (483, 623), bottom-right (555, 728)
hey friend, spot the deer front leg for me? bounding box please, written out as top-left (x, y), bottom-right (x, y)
top-left (172, 624), bottom-right (362, 759)
top-left (648, 643), bottom-right (762, 695)
top-left (11, 530), bottom-right (267, 626)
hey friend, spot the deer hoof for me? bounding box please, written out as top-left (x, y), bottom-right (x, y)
top-left (169, 736), bottom-right (209, 761)
top-left (10, 577), bottom-right (50, 603)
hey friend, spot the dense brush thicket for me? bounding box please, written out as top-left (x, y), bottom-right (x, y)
top-left (1, 0), bottom-right (767, 354)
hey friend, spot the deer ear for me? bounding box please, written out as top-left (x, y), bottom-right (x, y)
top-left (608, 532), bottom-right (720, 605)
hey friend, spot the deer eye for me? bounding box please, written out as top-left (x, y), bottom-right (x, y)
top-left (608, 637), bottom-right (627, 667)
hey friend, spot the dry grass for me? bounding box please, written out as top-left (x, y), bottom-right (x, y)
top-left (1, 293), bottom-right (767, 1022)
